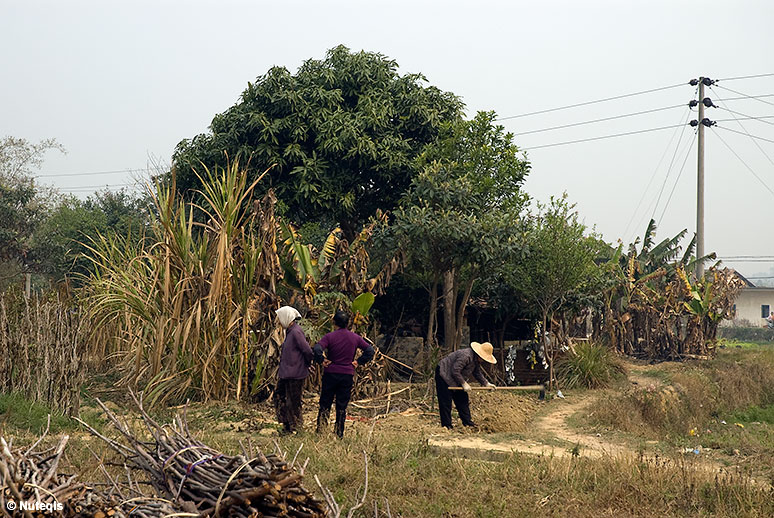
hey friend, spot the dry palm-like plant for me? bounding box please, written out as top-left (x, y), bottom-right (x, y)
top-left (600, 220), bottom-right (743, 359)
top-left (84, 163), bottom-right (282, 406)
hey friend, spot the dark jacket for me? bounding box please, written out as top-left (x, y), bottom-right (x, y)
top-left (277, 324), bottom-right (314, 379)
top-left (437, 347), bottom-right (489, 387)
top-left (313, 328), bottom-right (375, 375)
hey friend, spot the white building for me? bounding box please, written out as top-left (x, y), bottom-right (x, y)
top-left (725, 272), bottom-right (774, 327)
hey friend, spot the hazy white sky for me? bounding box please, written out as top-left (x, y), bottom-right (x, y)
top-left (2, 1), bottom-right (772, 278)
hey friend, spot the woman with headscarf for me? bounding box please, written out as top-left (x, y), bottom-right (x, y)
top-left (274, 306), bottom-right (313, 434)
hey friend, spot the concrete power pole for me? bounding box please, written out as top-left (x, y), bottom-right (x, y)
top-left (696, 80), bottom-right (705, 279)
top-left (691, 76), bottom-right (716, 279)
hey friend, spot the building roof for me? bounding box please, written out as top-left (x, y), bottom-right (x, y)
top-left (731, 269), bottom-right (756, 288)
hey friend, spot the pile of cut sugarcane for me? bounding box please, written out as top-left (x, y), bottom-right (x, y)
top-left (1, 394), bottom-right (328, 518)
top-left (76, 394), bottom-right (328, 518)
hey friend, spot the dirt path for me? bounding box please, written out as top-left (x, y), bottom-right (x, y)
top-left (429, 366), bottom-right (706, 462)
top-left (429, 389), bottom-right (626, 459)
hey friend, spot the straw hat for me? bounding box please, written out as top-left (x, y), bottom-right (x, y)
top-left (471, 341), bottom-right (497, 364)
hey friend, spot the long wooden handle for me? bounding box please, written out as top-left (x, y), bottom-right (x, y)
top-left (448, 384), bottom-right (545, 391)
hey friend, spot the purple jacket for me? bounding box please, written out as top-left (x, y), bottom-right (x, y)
top-left (277, 324), bottom-right (313, 380)
top-left (314, 328), bottom-right (374, 376)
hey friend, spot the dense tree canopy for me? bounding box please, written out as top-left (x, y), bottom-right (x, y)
top-left (383, 112), bottom-right (530, 349)
top-left (172, 45), bottom-right (463, 236)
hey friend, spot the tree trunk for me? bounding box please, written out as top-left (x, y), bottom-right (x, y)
top-left (426, 280), bottom-right (438, 348)
top-left (442, 268), bottom-right (456, 352)
top-left (454, 276), bottom-right (476, 349)
top-left (542, 309), bottom-right (553, 391)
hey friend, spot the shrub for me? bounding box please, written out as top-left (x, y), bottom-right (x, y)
top-left (718, 326), bottom-right (774, 342)
top-left (556, 341), bottom-right (626, 389)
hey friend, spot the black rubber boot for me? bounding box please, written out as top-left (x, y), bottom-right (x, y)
top-left (334, 409), bottom-right (347, 438)
top-left (316, 408), bottom-right (329, 434)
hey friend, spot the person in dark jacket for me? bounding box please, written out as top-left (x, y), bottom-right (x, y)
top-left (274, 306), bottom-right (314, 434)
top-left (313, 310), bottom-right (375, 438)
top-left (435, 342), bottom-right (497, 429)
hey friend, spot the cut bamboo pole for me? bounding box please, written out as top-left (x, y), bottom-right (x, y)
top-left (448, 384), bottom-right (544, 391)
top-left (448, 384), bottom-right (546, 399)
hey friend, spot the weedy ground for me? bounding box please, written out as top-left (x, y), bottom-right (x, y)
top-left (1, 343), bottom-right (773, 518)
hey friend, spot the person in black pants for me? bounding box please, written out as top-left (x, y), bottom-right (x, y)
top-left (435, 342), bottom-right (497, 429)
top-left (313, 310), bottom-right (375, 437)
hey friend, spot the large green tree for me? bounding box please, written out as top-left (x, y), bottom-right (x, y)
top-left (384, 112), bottom-right (530, 351)
top-left (172, 45), bottom-right (462, 237)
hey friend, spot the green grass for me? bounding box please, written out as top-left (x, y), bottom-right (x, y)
top-left (731, 403), bottom-right (774, 425)
top-left (0, 392), bottom-right (72, 434)
top-left (717, 338), bottom-right (774, 350)
top-left (0, 392), bottom-right (107, 436)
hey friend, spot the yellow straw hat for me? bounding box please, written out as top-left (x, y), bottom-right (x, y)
top-left (471, 341), bottom-right (497, 364)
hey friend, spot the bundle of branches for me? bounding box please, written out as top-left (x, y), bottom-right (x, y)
top-left (1, 434), bottom-right (82, 517)
top-left (77, 394), bottom-right (327, 518)
top-left (0, 426), bottom-right (200, 518)
top-left (0, 292), bottom-right (85, 415)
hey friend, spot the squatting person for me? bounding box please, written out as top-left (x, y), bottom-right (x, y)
top-left (313, 310), bottom-right (375, 438)
top-left (435, 342), bottom-right (497, 429)
top-left (274, 306), bottom-right (314, 434)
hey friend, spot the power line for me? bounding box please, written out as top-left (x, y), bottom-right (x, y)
top-left (658, 130), bottom-right (697, 224)
top-left (719, 256), bottom-right (774, 259)
top-left (34, 167), bottom-right (155, 178)
top-left (711, 128), bottom-right (774, 200)
top-left (649, 115), bottom-right (694, 223)
top-left (46, 183), bottom-right (139, 192)
top-left (717, 259), bottom-right (774, 263)
top-left (715, 85), bottom-right (774, 108)
top-left (716, 126), bottom-right (774, 144)
top-left (714, 109), bottom-right (774, 126)
top-left (623, 106), bottom-right (693, 240)
top-left (711, 86), bottom-right (774, 167)
top-left (521, 123), bottom-right (687, 151)
top-left (718, 73), bottom-right (774, 82)
top-left (496, 82), bottom-right (686, 121)
top-left (512, 104), bottom-right (684, 136)
top-left (715, 94), bottom-right (774, 103)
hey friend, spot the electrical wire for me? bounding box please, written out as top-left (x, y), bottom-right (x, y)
top-left (714, 94), bottom-right (774, 103)
top-left (718, 73), bottom-right (774, 82)
top-left (711, 128), bottom-right (774, 199)
top-left (714, 116), bottom-right (774, 125)
top-left (719, 256), bottom-right (774, 259)
top-left (649, 114), bottom-right (694, 224)
top-left (496, 83), bottom-right (686, 121)
top-left (714, 85), bottom-right (774, 108)
top-left (520, 123), bottom-right (688, 151)
top-left (711, 85), bottom-right (774, 167)
top-left (512, 104), bottom-right (684, 135)
top-left (45, 183), bottom-right (139, 192)
top-left (622, 106), bottom-right (693, 240)
top-left (35, 167), bottom-right (155, 178)
top-left (715, 126), bottom-right (774, 144)
top-left (658, 130), bottom-right (698, 224)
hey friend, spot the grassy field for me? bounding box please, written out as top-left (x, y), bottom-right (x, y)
top-left (2, 345), bottom-right (774, 517)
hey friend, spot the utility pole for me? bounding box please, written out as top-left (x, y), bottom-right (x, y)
top-left (689, 77), bottom-right (716, 279)
top-left (696, 79), bottom-right (705, 279)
